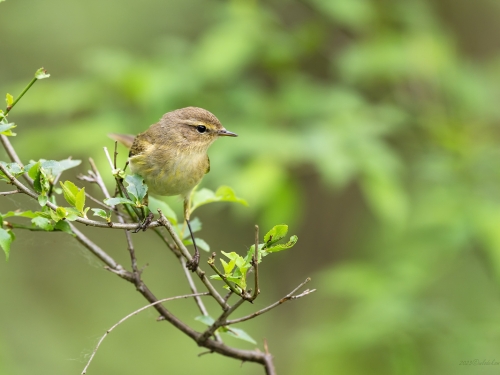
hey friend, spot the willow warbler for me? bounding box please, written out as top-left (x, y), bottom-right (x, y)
top-left (110, 107), bottom-right (237, 271)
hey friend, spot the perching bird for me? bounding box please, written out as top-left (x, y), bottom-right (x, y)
top-left (110, 107), bottom-right (237, 271)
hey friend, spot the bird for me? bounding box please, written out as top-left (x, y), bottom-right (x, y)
top-left (110, 107), bottom-right (237, 271)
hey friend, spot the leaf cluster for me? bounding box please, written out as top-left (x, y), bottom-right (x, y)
top-left (211, 224), bottom-right (298, 291)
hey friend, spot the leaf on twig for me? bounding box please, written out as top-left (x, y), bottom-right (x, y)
top-left (264, 224), bottom-right (288, 246)
top-left (34, 68), bottom-right (50, 80)
top-left (190, 186), bottom-right (248, 214)
top-left (222, 327), bottom-right (257, 344)
top-left (0, 122), bottom-right (17, 136)
top-left (5, 93), bottom-right (13, 107)
top-left (91, 208), bottom-right (112, 222)
top-left (125, 174), bottom-right (148, 204)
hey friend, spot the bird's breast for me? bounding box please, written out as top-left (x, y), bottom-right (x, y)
top-left (129, 148), bottom-right (208, 197)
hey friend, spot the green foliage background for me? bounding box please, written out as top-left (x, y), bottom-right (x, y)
top-left (2, 0), bottom-right (500, 374)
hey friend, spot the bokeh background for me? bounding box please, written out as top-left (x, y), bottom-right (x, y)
top-left (2, 0), bottom-right (500, 374)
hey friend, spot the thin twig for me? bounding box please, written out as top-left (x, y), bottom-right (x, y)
top-left (225, 278), bottom-right (315, 326)
top-left (0, 190), bottom-right (20, 196)
top-left (113, 141), bottom-right (118, 169)
top-left (104, 147), bottom-right (142, 220)
top-left (250, 225), bottom-right (260, 301)
top-left (88, 158), bottom-right (112, 200)
top-left (4, 75), bottom-right (39, 115)
top-left (198, 298), bottom-right (246, 344)
top-left (157, 209), bottom-right (227, 308)
top-left (85, 192), bottom-right (111, 209)
top-left (81, 292), bottom-right (210, 375)
top-left (68, 223), bottom-right (125, 273)
top-left (0, 163), bottom-right (159, 229)
top-left (0, 135), bottom-right (33, 187)
top-left (124, 229), bottom-right (140, 281)
top-left (180, 256), bottom-right (209, 316)
top-left (207, 253), bottom-right (249, 299)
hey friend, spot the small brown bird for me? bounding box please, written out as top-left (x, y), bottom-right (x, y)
top-left (110, 107), bottom-right (237, 271)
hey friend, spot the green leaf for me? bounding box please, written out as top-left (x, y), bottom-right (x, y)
top-left (0, 227), bottom-right (14, 260)
top-left (31, 216), bottom-right (54, 231)
top-left (0, 162), bottom-right (23, 180)
top-left (75, 187), bottom-right (86, 213)
top-left (264, 235), bottom-right (298, 253)
top-left (178, 217), bottom-right (202, 239)
top-left (104, 197), bottom-right (135, 206)
top-left (5, 93), bottom-right (13, 107)
top-left (190, 186), bottom-right (248, 214)
top-left (223, 327), bottom-right (256, 344)
top-left (54, 220), bottom-right (73, 235)
top-left (264, 225), bottom-right (288, 246)
top-left (183, 237), bottom-right (210, 252)
top-left (28, 161), bottom-right (41, 180)
top-left (220, 258), bottom-right (236, 274)
top-left (28, 162), bottom-right (43, 193)
top-left (60, 181), bottom-right (79, 207)
top-left (0, 122), bottom-right (16, 136)
top-left (34, 68), bottom-right (50, 80)
top-left (56, 207), bottom-right (68, 220)
top-left (91, 208), bottom-right (111, 221)
top-left (41, 159), bottom-right (81, 177)
top-left (147, 196), bottom-right (177, 225)
top-left (195, 315), bottom-right (215, 326)
top-left (64, 207), bottom-right (81, 221)
top-left (125, 174), bottom-right (148, 203)
top-left (2, 210), bottom-right (39, 219)
top-left (38, 194), bottom-right (48, 207)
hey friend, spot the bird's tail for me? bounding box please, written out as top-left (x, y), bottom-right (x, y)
top-left (108, 133), bottom-right (135, 149)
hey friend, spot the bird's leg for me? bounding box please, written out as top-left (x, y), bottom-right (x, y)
top-left (184, 196), bottom-right (200, 272)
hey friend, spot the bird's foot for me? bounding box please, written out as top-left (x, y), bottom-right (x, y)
top-left (133, 211), bottom-right (154, 233)
top-left (186, 251), bottom-right (200, 272)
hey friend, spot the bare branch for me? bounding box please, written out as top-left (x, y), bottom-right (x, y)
top-left (250, 224), bottom-right (260, 301)
top-left (81, 292), bottom-right (210, 375)
top-left (0, 190), bottom-right (20, 196)
top-left (0, 135), bottom-right (33, 187)
top-left (226, 278), bottom-right (315, 326)
top-left (88, 157), bottom-right (112, 200)
top-left (157, 209), bottom-right (227, 308)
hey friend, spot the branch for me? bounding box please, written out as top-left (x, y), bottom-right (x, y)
top-left (250, 224), bottom-right (260, 301)
top-left (81, 292), bottom-right (210, 375)
top-left (226, 278), bottom-right (315, 326)
top-left (207, 253), bottom-right (250, 300)
top-left (0, 190), bottom-right (20, 196)
top-left (157, 209), bottom-right (227, 308)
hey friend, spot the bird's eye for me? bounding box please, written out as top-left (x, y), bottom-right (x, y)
top-left (196, 125), bottom-right (207, 133)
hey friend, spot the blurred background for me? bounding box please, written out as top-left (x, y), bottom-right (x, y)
top-left (1, 0), bottom-right (500, 374)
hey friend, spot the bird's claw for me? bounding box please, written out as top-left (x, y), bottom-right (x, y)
top-left (133, 211), bottom-right (154, 233)
top-left (186, 252), bottom-right (200, 272)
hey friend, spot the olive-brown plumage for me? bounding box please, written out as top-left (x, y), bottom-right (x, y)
top-left (110, 106), bottom-right (237, 271)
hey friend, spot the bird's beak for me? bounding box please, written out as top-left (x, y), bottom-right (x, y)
top-left (218, 129), bottom-right (238, 137)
